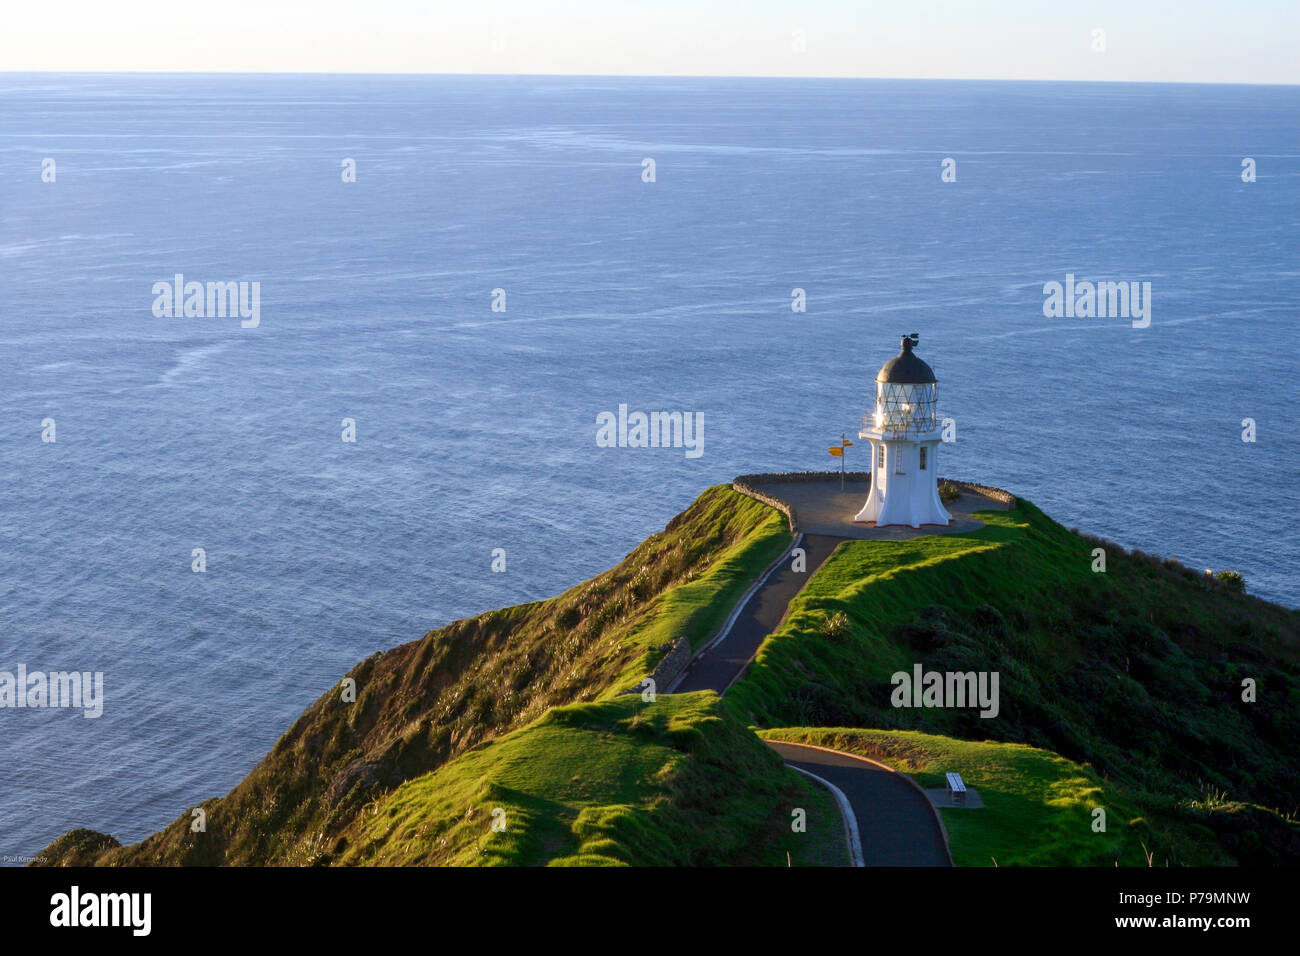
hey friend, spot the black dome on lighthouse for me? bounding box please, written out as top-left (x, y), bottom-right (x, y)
top-left (876, 334), bottom-right (936, 384)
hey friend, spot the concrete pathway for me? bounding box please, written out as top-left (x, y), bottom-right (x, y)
top-left (924, 787), bottom-right (984, 809)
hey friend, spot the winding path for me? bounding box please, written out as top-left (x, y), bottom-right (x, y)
top-left (668, 518), bottom-right (954, 867)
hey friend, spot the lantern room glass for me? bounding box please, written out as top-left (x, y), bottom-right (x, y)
top-left (871, 381), bottom-right (938, 435)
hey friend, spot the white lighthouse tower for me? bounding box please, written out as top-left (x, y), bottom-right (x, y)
top-left (854, 334), bottom-right (952, 528)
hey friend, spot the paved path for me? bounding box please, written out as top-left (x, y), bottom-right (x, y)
top-left (767, 741), bottom-right (952, 867)
top-left (665, 485), bottom-right (959, 866)
top-left (669, 533), bottom-right (843, 693)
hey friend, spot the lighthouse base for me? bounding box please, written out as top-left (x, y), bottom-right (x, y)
top-left (855, 437), bottom-right (951, 529)
top-left (854, 490), bottom-right (952, 529)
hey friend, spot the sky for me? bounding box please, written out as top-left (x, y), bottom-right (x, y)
top-left (1, 0), bottom-right (1296, 84)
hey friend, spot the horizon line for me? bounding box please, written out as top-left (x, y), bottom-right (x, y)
top-left (3, 70), bottom-right (1297, 88)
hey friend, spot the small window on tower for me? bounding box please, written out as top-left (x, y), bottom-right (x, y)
top-left (878, 445), bottom-right (885, 468)
top-left (919, 447), bottom-right (928, 470)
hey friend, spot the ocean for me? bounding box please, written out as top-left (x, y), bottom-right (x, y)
top-left (1, 74), bottom-right (1296, 861)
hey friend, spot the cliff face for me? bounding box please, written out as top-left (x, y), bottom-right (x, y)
top-left (37, 485), bottom-right (790, 866)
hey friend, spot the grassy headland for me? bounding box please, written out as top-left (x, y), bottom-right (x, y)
top-left (36, 486), bottom-right (1299, 867)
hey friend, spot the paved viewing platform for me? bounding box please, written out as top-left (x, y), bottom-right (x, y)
top-left (736, 474), bottom-right (1015, 541)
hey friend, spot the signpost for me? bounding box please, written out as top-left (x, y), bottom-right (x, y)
top-left (828, 433), bottom-right (853, 489)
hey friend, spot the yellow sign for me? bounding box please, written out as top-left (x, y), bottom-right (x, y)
top-left (828, 446), bottom-right (843, 457)
top-left (841, 439), bottom-right (854, 447)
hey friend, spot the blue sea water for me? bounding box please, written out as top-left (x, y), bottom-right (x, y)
top-left (1, 74), bottom-right (1297, 861)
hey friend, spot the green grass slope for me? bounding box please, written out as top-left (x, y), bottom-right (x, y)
top-left (37, 486), bottom-right (790, 866)
top-left (338, 692), bottom-right (844, 867)
top-left (730, 499), bottom-right (1300, 864)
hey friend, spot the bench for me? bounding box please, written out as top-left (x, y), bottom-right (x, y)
top-left (945, 772), bottom-right (967, 804)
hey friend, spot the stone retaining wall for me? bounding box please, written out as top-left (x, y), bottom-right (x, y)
top-left (940, 478), bottom-right (1018, 508)
top-left (735, 470), bottom-right (871, 485)
top-left (645, 635), bottom-right (693, 693)
top-left (619, 635), bottom-right (695, 697)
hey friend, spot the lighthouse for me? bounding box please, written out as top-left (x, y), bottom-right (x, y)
top-left (854, 334), bottom-right (952, 528)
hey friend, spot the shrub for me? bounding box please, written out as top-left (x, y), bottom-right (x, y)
top-left (1214, 570), bottom-right (1246, 594)
top-left (820, 611), bottom-right (852, 644)
top-left (938, 480), bottom-right (962, 504)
